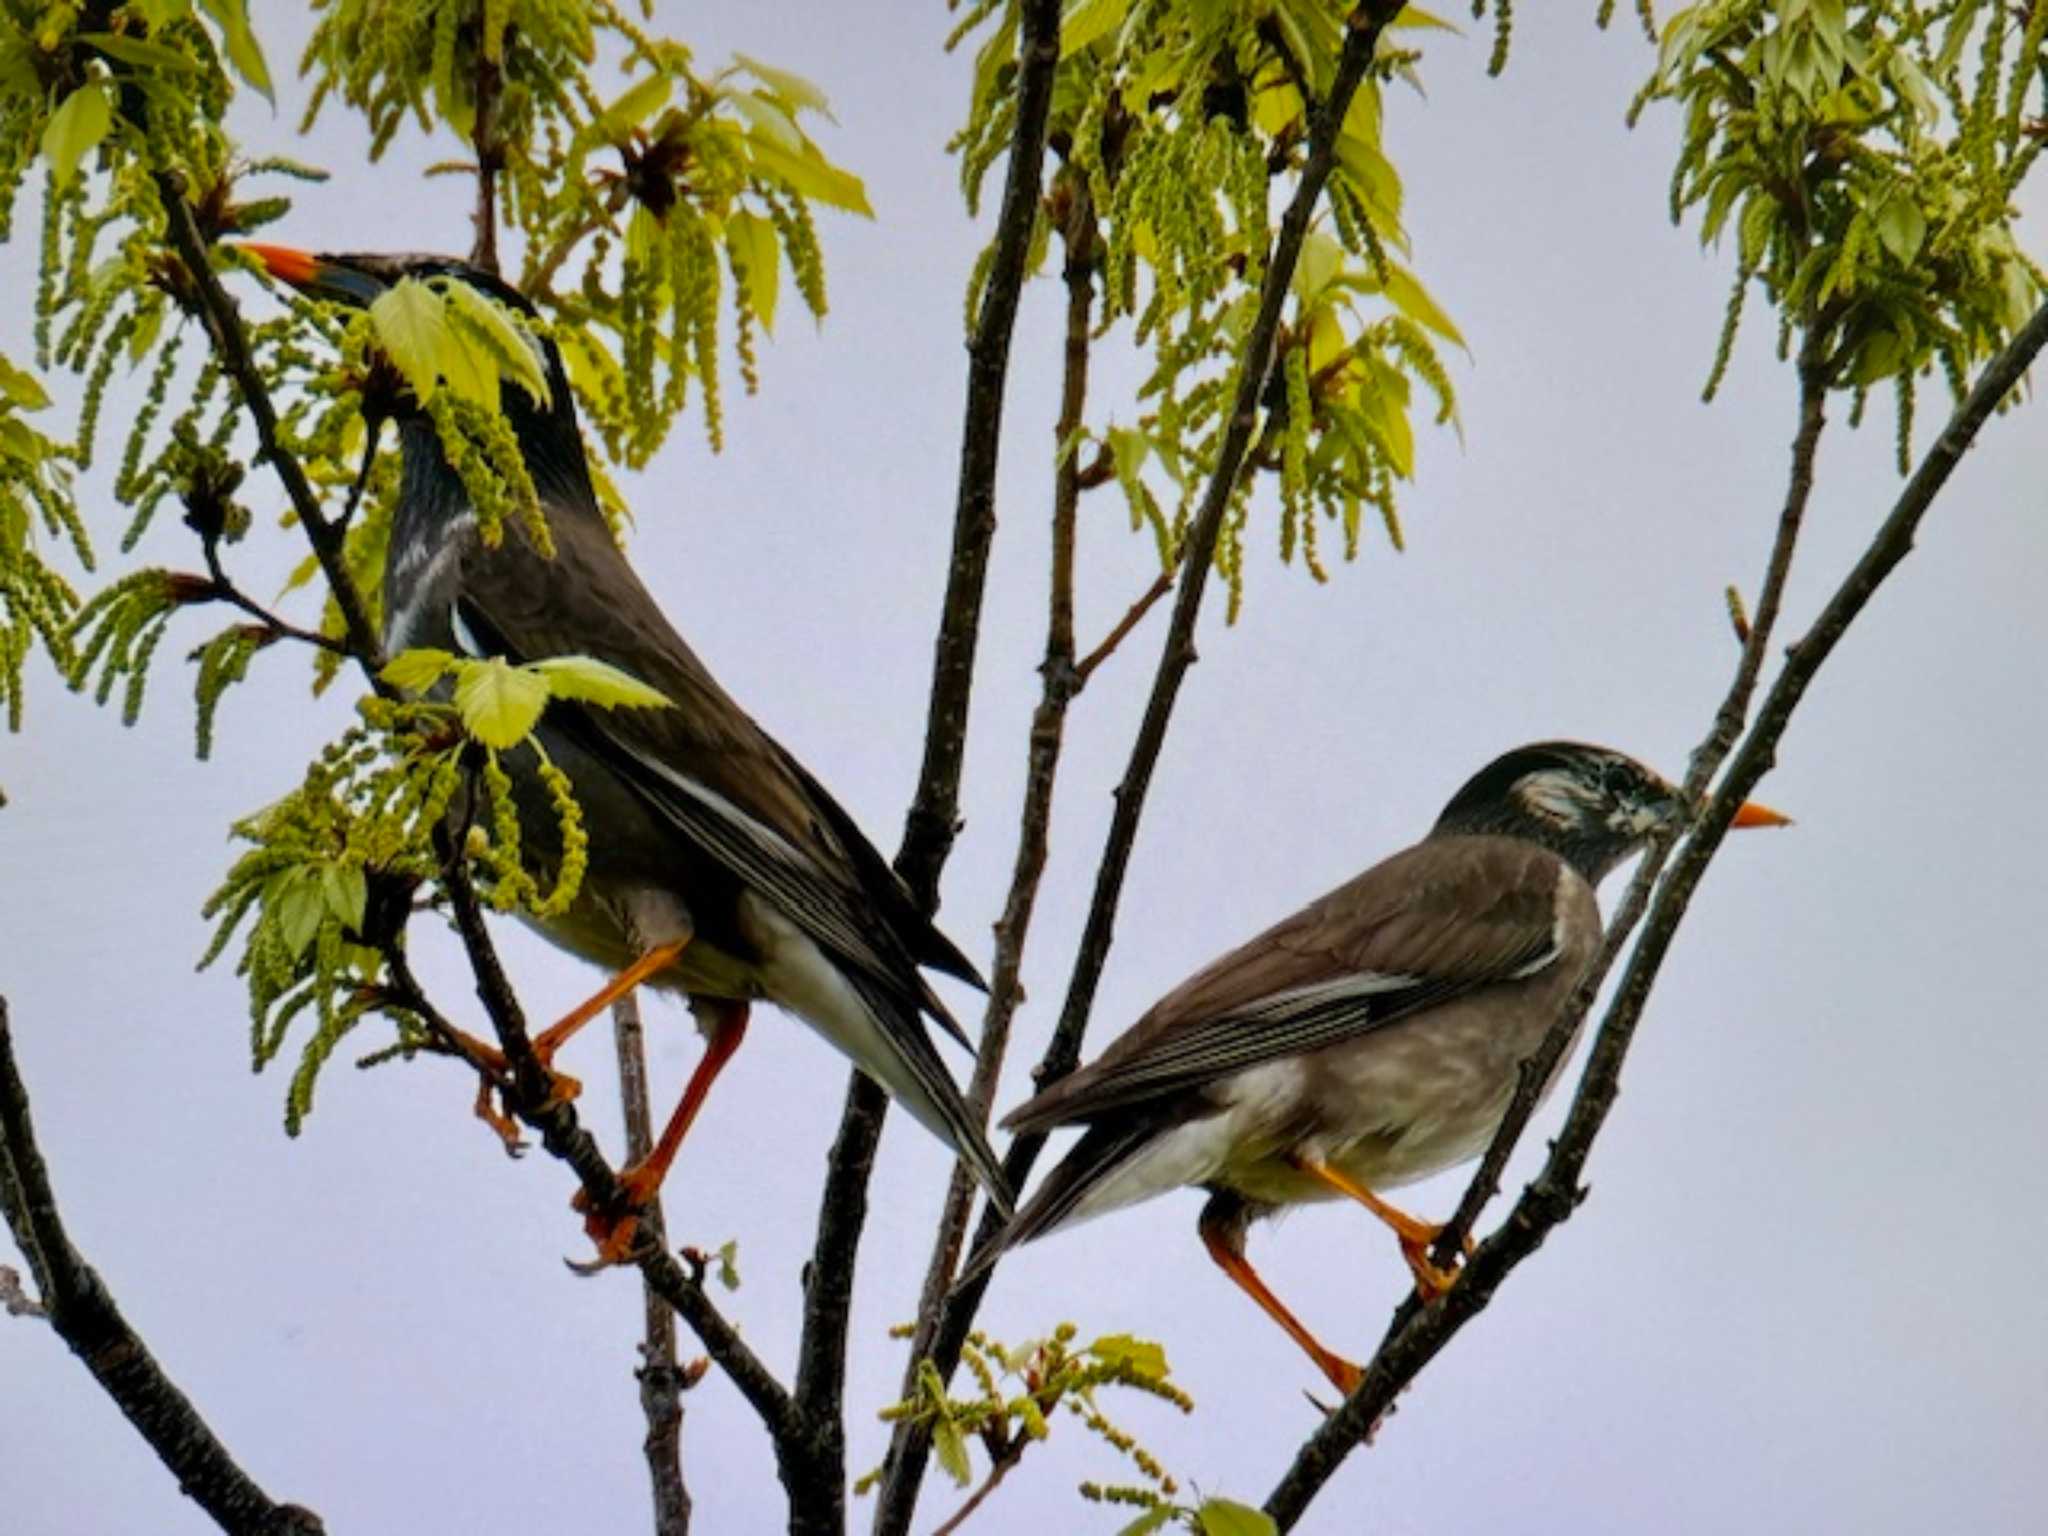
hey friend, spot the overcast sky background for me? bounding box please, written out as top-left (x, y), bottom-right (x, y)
top-left (4, 6), bottom-right (2045, 1534)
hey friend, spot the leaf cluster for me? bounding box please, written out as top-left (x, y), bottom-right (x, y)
top-left (0, 351), bottom-right (83, 793)
top-left (953, 0), bottom-right (1465, 616)
top-left (300, 0), bottom-right (869, 465)
top-left (858, 1322), bottom-right (1227, 1521)
top-left (1640, 0), bottom-right (2047, 449)
top-left (198, 648), bottom-right (667, 1129)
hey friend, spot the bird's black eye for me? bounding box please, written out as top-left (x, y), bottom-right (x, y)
top-left (1597, 759), bottom-right (1631, 799)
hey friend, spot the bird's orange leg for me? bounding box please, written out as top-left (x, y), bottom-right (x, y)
top-left (1199, 1201), bottom-right (1363, 1398)
top-left (1289, 1154), bottom-right (1464, 1298)
top-left (444, 940), bottom-right (690, 1147)
top-left (529, 938), bottom-right (692, 1100)
top-left (574, 1000), bottom-right (750, 1267)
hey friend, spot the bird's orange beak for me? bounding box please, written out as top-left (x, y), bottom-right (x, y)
top-left (240, 242), bottom-right (322, 288)
top-left (1730, 800), bottom-right (1793, 829)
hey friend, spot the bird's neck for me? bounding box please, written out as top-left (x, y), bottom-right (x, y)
top-left (1429, 811), bottom-right (1630, 887)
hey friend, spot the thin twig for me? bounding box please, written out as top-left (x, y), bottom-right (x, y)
top-left (873, 9), bottom-right (1405, 1528)
top-left (0, 998), bottom-right (326, 1535)
top-left (1261, 297), bottom-right (2048, 1527)
top-left (186, 548), bottom-right (347, 654)
top-left (929, 1438), bottom-right (1028, 1536)
top-left (1075, 567), bottom-right (1175, 683)
top-left (612, 991), bottom-right (692, 1536)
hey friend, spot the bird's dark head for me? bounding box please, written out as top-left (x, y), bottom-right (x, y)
top-left (240, 244), bottom-right (591, 507)
top-left (1432, 740), bottom-right (1787, 884)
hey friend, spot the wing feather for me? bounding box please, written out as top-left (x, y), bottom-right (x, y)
top-left (1004, 838), bottom-right (1570, 1132)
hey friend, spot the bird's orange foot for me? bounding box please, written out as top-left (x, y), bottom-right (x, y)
top-left (471, 1074), bottom-right (526, 1156)
top-left (1400, 1230), bottom-right (1472, 1301)
top-left (568, 1159), bottom-right (667, 1271)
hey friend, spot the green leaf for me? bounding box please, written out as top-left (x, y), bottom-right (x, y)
top-left (381, 647), bottom-right (455, 693)
top-left (1089, 1333), bottom-right (1169, 1380)
top-left (1115, 1508), bottom-right (1175, 1536)
top-left (1294, 230), bottom-right (1344, 305)
top-left (78, 32), bottom-right (200, 73)
top-left (368, 280), bottom-right (453, 404)
top-left (0, 356), bottom-right (50, 411)
top-left (197, 0), bottom-right (273, 104)
top-left (930, 1418), bottom-right (971, 1488)
top-left (1194, 1499), bottom-right (1279, 1536)
top-left (269, 870), bottom-right (325, 960)
top-left (744, 134), bottom-right (873, 217)
top-left (528, 655), bottom-right (672, 711)
top-left (42, 82), bottom-right (113, 192)
top-left (453, 657), bottom-right (549, 749)
top-left (733, 52), bottom-right (833, 118)
top-left (439, 279), bottom-right (550, 407)
top-left (713, 1238), bottom-right (741, 1290)
top-left (319, 863), bottom-right (367, 931)
top-left (1061, 0), bottom-right (1130, 58)
top-left (726, 210), bottom-right (781, 333)
top-left (729, 90), bottom-right (804, 152)
top-left (1384, 265), bottom-right (1466, 349)
top-left (1873, 193), bottom-right (1926, 266)
top-left (600, 73), bottom-right (673, 139)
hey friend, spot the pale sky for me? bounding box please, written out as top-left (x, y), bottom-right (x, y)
top-left (4, 7), bottom-right (2045, 1535)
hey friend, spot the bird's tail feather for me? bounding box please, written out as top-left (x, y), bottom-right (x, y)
top-left (847, 972), bottom-right (1014, 1217)
top-left (956, 1119), bottom-right (1157, 1287)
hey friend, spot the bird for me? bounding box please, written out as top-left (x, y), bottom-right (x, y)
top-left (240, 244), bottom-right (1013, 1257)
top-left (979, 741), bottom-right (1788, 1396)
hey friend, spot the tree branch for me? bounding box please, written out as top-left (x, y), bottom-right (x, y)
top-left (0, 998), bottom-right (326, 1535)
top-left (612, 992), bottom-right (691, 1536)
top-left (894, 0), bottom-right (1067, 907)
top-left (470, 8), bottom-right (504, 276)
top-left (154, 179), bottom-right (388, 682)
top-left (786, 6), bottom-right (1066, 1531)
top-left (1261, 296), bottom-right (2048, 1527)
top-left (872, 7), bottom-right (1406, 1527)
top-left (870, 174), bottom-right (1099, 1536)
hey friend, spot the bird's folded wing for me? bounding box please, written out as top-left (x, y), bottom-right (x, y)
top-left (1004, 838), bottom-right (1569, 1130)
top-left (452, 511), bottom-right (954, 1023)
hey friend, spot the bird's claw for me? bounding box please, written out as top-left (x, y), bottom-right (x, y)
top-left (568, 1160), bottom-right (664, 1272)
top-left (1401, 1232), bottom-right (1471, 1300)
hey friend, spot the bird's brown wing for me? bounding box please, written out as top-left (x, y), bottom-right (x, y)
top-left (1003, 836), bottom-right (1571, 1131)
top-left (453, 505), bottom-right (977, 1026)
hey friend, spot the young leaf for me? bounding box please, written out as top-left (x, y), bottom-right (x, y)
top-left (599, 73), bottom-right (674, 139)
top-left (381, 647), bottom-right (455, 693)
top-left (319, 863), bottom-right (367, 932)
top-left (439, 280), bottom-right (550, 407)
top-left (452, 657), bottom-right (548, 749)
top-left (744, 135), bottom-right (874, 217)
top-left (930, 1418), bottom-right (971, 1488)
top-left (196, 0), bottom-right (274, 104)
top-left (1194, 1499), bottom-right (1279, 1536)
top-left (1089, 1334), bottom-right (1169, 1381)
top-left (726, 210), bottom-right (781, 332)
top-left (368, 281), bottom-right (454, 405)
top-left (528, 655), bottom-right (672, 711)
top-left (733, 52), bottom-right (834, 118)
top-left (42, 82), bottom-right (113, 191)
